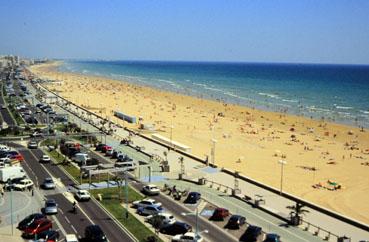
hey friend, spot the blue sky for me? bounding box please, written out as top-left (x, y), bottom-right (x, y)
top-left (1, 0), bottom-right (369, 64)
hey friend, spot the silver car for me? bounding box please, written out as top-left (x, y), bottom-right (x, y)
top-left (42, 177), bottom-right (56, 189)
top-left (44, 199), bottom-right (58, 215)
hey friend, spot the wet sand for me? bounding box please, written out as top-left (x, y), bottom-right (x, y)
top-left (29, 62), bottom-right (369, 224)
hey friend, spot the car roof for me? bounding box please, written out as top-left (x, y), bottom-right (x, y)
top-left (147, 184), bottom-right (157, 187)
top-left (230, 214), bottom-right (244, 219)
top-left (142, 198), bottom-right (156, 202)
top-left (46, 199), bottom-right (56, 203)
top-left (66, 234), bottom-right (78, 240)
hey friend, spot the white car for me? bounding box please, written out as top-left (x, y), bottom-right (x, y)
top-left (0, 145), bottom-right (10, 152)
top-left (65, 234), bottom-right (78, 242)
top-left (172, 232), bottom-right (204, 242)
top-left (75, 189), bottom-right (91, 201)
top-left (145, 212), bottom-right (176, 226)
top-left (39, 155), bottom-right (51, 163)
top-left (14, 179), bottom-right (34, 191)
top-left (142, 184), bottom-right (160, 195)
top-left (133, 198), bottom-right (162, 208)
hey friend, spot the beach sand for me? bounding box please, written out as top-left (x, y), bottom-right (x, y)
top-left (29, 62), bottom-right (369, 224)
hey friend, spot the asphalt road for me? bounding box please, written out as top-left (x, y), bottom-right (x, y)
top-left (0, 85), bottom-right (17, 126)
top-left (16, 146), bottom-right (137, 242)
top-left (86, 147), bottom-right (238, 242)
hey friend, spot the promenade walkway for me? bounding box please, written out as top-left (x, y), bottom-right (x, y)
top-left (30, 81), bottom-right (369, 241)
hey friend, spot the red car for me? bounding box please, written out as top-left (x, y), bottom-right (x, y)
top-left (210, 208), bottom-right (230, 221)
top-left (101, 145), bottom-right (112, 153)
top-left (23, 218), bottom-right (52, 238)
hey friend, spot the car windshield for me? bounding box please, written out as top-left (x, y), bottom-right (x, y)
top-left (46, 201), bottom-right (56, 207)
top-left (45, 178), bottom-right (53, 183)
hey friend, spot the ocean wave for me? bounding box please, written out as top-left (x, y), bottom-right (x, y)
top-left (282, 99), bottom-right (298, 103)
top-left (258, 92), bottom-right (280, 99)
top-left (335, 105), bottom-right (353, 110)
top-left (193, 82), bottom-right (207, 87)
top-left (359, 110), bottom-right (369, 114)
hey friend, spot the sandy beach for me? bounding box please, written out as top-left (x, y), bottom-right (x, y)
top-left (29, 62), bottom-right (369, 224)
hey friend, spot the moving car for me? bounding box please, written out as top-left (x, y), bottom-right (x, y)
top-left (137, 205), bottom-right (164, 216)
top-left (160, 221), bottom-right (192, 235)
top-left (210, 207), bottom-right (230, 221)
top-left (28, 140), bottom-right (38, 149)
top-left (264, 233), bottom-right (281, 242)
top-left (226, 214), bottom-right (246, 229)
top-left (106, 148), bottom-right (114, 156)
top-left (39, 155), bottom-right (51, 163)
top-left (133, 198), bottom-right (162, 208)
top-left (23, 218), bottom-right (52, 238)
top-left (172, 232), bottom-right (204, 242)
top-left (17, 213), bottom-right (46, 231)
top-left (239, 225), bottom-right (263, 242)
top-left (75, 189), bottom-right (91, 201)
top-left (44, 199), bottom-right (58, 215)
top-left (41, 177), bottom-right (56, 189)
top-left (142, 184), bottom-right (160, 195)
top-left (84, 225), bottom-right (108, 242)
top-left (184, 192), bottom-right (201, 204)
top-left (14, 179), bottom-right (34, 191)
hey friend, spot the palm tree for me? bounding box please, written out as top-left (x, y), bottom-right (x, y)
top-left (286, 203), bottom-right (309, 225)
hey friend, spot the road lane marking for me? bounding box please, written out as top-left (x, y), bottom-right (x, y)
top-left (52, 214), bottom-right (67, 238)
top-left (64, 215), bottom-right (70, 223)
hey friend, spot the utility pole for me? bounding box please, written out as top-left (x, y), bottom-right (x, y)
top-left (125, 172), bottom-right (129, 219)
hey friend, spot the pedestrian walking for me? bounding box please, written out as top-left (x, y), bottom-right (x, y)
top-left (0, 186), bottom-right (4, 197)
top-left (31, 188), bottom-right (34, 197)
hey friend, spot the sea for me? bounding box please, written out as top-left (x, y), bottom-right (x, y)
top-left (58, 61), bottom-right (369, 128)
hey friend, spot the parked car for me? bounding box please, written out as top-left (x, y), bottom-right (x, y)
top-left (111, 150), bottom-right (123, 159)
top-left (65, 234), bottom-right (79, 242)
top-left (264, 233), bottom-right (281, 242)
top-left (142, 184), bottom-right (160, 196)
top-left (17, 213), bottom-right (46, 231)
top-left (101, 145), bottom-right (112, 153)
top-left (39, 155), bottom-right (51, 163)
top-left (145, 212), bottom-right (176, 227)
top-left (137, 205), bottom-right (164, 216)
top-left (44, 199), bottom-right (58, 215)
top-left (75, 189), bottom-right (91, 201)
top-left (106, 148), bottom-right (114, 156)
top-left (0, 145), bottom-right (10, 152)
top-left (72, 153), bottom-right (89, 165)
top-left (117, 154), bottom-right (133, 162)
top-left (14, 179), bottom-right (34, 191)
top-left (172, 232), bottom-right (204, 242)
top-left (210, 208), bottom-right (230, 221)
top-left (28, 140), bottom-right (38, 149)
top-left (226, 215), bottom-right (246, 229)
top-left (239, 225), bottom-right (263, 242)
top-left (160, 221), bottom-right (192, 235)
top-left (95, 143), bottom-right (106, 151)
top-left (41, 177), bottom-right (56, 190)
top-left (133, 198), bottom-right (162, 208)
top-left (37, 229), bottom-right (60, 242)
top-left (184, 192), bottom-right (201, 204)
top-left (23, 218), bottom-right (52, 238)
top-left (5, 177), bottom-right (25, 191)
top-left (84, 225), bottom-right (108, 242)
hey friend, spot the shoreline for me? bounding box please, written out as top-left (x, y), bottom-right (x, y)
top-left (58, 60), bottom-right (369, 130)
top-left (29, 62), bottom-right (369, 224)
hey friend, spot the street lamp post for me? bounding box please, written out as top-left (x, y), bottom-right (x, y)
top-left (181, 207), bottom-right (199, 237)
top-left (278, 160), bottom-right (287, 195)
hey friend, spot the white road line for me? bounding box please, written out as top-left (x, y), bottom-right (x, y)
top-left (71, 224), bottom-right (78, 234)
top-left (52, 214), bottom-right (67, 238)
top-left (64, 215), bottom-right (70, 223)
